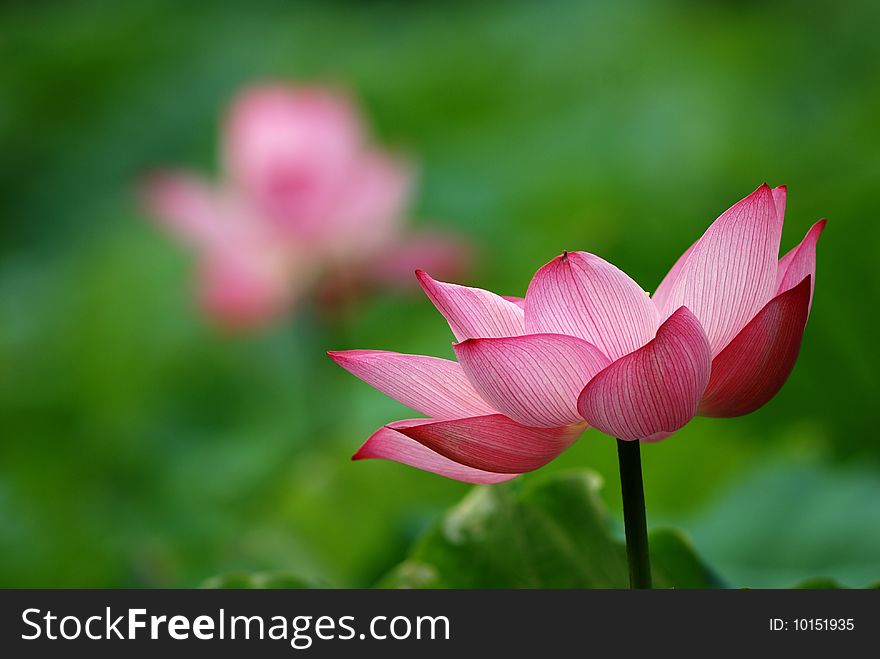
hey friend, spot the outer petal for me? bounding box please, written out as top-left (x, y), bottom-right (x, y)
top-left (416, 270), bottom-right (526, 340)
top-left (327, 350), bottom-right (496, 420)
top-left (652, 185), bottom-right (786, 309)
top-left (776, 219), bottom-right (825, 311)
top-left (653, 184), bottom-right (784, 310)
top-left (397, 415), bottom-right (586, 474)
top-left (576, 307), bottom-right (711, 441)
top-left (525, 251), bottom-right (659, 361)
top-left (659, 184), bottom-right (782, 356)
top-left (698, 276), bottom-right (811, 418)
top-left (353, 420), bottom-right (517, 484)
top-left (454, 334), bottom-right (610, 427)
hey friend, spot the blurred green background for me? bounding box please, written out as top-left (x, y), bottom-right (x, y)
top-left (1, 0), bottom-right (878, 588)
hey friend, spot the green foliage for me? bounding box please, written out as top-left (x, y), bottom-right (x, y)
top-left (1, 0), bottom-right (879, 588)
top-left (380, 471), bottom-right (723, 589)
top-left (684, 464), bottom-right (880, 588)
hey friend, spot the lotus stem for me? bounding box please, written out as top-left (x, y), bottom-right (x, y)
top-left (617, 438), bottom-right (652, 589)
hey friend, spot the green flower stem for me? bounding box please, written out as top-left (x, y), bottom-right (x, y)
top-left (617, 438), bottom-right (652, 589)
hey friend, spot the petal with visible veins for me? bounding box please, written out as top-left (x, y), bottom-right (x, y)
top-left (397, 415), bottom-right (586, 474)
top-left (653, 186), bottom-right (785, 311)
top-left (353, 420), bottom-right (517, 484)
top-left (698, 276), bottom-right (811, 418)
top-left (658, 184), bottom-right (782, 356)
top-left (416, 270), bottom-right (525, 340)
top-left (776, 219), bottom-right (825, 311)
top-left (454, 333), bottom-right (610, 427)
top-left (577, 307), bottom-right (711, 441)
top-left (328, 350), bottom-right (495, 420)
top-left (525, 251), bottom-right (659, 361)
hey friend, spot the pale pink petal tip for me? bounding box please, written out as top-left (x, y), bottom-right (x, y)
top-left (698, 276), bottom-right (811, 418)
top-left (415, 269), bottom-right (525, 341)
top-left (353, 421), bottom-right (518, 484)
top-left (577, 306), bottom-right (711, 441)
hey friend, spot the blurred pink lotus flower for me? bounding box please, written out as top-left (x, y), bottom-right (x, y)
top-left (142, 83), bottom-right (468, 329)
top-left (330, 184), bottom-right (824, 483)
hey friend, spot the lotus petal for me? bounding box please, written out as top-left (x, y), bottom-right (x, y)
top-left (698, 276), bottom-right (811, 418)
top-left (353, 420), bottom-right (517, 484)
top-left (328, 350), bottom-right (495, 419)
top-left (577, 307), bottom-right (711, 441)
top-left (525, 251), bottom-right (659, 360)
top-left (416, 270), bottom-right (525, 340)
top-left (657, 184), bottom-right (782, 356)
top-left (397, 414), bottom-right (586, 473)
top-left (454, 333), bottom-right (610, 427)
top-left (776, 219), bottom-right (825, 311)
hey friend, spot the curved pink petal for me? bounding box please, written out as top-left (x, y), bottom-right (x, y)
top-left (698, 276), bottom-right (811, 418)
top-left (353, 421), bottom-right (517, 484)
top-left (525, 251), bottom-right (659, 361)
top-left (776, 219), bottom-right (825, 311)
top-left (576, 307), bottom-right (711, 441)
top-left (396, 414), bottom-right (585, 474)
top-left (416, 270), bottom-right (525, 340)
top-left (653, 185), bottom-right (784, 310)
top-left (658, 184), bottom-right (782, 356)
top-left (453, 334), bottom-right (610, 427)
top-left (502, 295), bottom-right (526, 309)
top-left (327, 350), bottom-right (495, 420)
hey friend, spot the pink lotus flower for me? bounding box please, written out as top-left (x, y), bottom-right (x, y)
top-left (142, 83), bottom-right (467, 329)
top-left (330, 184), bottom-right (824, 483)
